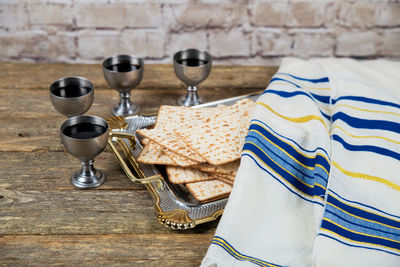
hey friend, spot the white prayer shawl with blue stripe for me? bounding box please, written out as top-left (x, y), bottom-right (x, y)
top-left (201, 58), bottom-right (400, 267)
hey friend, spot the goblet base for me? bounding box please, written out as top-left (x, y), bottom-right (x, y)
top-left (177, 95), bottom-right (204, 107)
top-left (111, 103), bottom-right (140, 117)
top-left (71, 169), bottom-right (106, 189)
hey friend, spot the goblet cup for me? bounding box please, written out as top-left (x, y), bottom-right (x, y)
top-left (60, 115), bottom-right (109, 189)
top-left (102, 55), bottom-right (144, 116)
top-left (173, 49), bottom-right (212, 106)
top-left (50, 77), bottom-right (94, 117)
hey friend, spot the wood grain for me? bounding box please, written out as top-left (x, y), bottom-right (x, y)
top-left (0, 88), bottom-right (260, 152)
top-left (0, 151), bottom-right (140, 190)
top-left (0, 63), bottom-right (277, 90)
top-left (0, 189), bottom-right (219, 235)
top-left (0, 63), bottom-right (277, 265)
top-left (0, 234), bottom-right (213, 266)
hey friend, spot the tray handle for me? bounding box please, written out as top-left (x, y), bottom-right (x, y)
top-left (108, 131), bottom-right (163, 186)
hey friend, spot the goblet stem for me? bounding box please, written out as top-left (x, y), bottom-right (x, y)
top-left (188, 85), bottom-right (197, 93)
top-left (111, 92), bottom-right (140, 116)
top-left (71, 159), bottom-right (106, 189)
top-left (119, 92), bottom-right (132, 110)
top-left (80, 160), bottom-right (97, 178)
top-left (178, 85), bottom-right (203, 106)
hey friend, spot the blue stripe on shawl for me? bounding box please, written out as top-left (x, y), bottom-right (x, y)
top-left (243, 142), bottom-right (314, 195)
top-left (246, 132), bottom-right (329, 192)
top-left (332, 112), bottom-right (400, 133)
top-left (321, 219), bottom-right (400, 252)
top-left (329, 189), bottom-right (400, 220)
top-left (318, 233), bottom-right (400, 257)
top-left (211, 236), bottom-right (285, 267)
top-left (332, 134), bottom-right (400, 162)
top-left (251, 119), bottom-right (330, 156)
top-left (242, 153), bottom-right (323, 206)
top-left (249, 123), bottom-right (331, 172)
top-left (332, 95), bottom-right (400, 110)
top-left (268, 78), bottom-right (330, 104)
top-left (262, 89), bottom-right (331, 120)
top-left (243, 141), bottom-right (328, 200)
top-left (277, 73), bottom-right (330, 83)
top-left (246, 134), bottom-right (316, 181)
top-left (327, 194), bottom-right (400, 229)
top-left (324, 208), bottom-right (400, 239)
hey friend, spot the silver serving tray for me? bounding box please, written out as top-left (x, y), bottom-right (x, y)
top-left (107, 93), bottom-right (259, 229)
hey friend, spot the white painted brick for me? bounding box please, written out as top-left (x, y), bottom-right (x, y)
top-left (0, 31), bottom-right (38, 58)
top-left (78, 0), bottom-right (117, 3)
top-left (379, 29), bottom-right (400, 56)
top-left (287, 0), bottom-right (327, 27)
top-left (29, 25), bottom-right (73, 35)
top-left (26, 0), bottom-right (73, 4)
top-left (117, 0), bottom-right (160, 3)
top-left (120, 29), bottom-right (165, 58)
top-left (74, 2), bottom-right (161, 28)
top-left (217, 56), bottom-right (282, 66)
top-left (47, 32), bottom-right (76, 60)
top-left (1, 0), bottom-right (399, 63)
top-left (77, 30), bottom-right (120, 59)
top-left (254, 29), bottom-right (292, 56)
top-left (336, 30), bottom-right (379, 57)
top-left (197, 0), bottom-right (230, 3)
top-left (324, 0), bottom-right (337, 27)
top-left (209, 30), bottom-right (251, 57)
top-left (375, 2), bottom-right (400, 27)
top-left (0, 4), bottom-right (29, 31)
top-left (0, 30), bottom-right (75, 60)
top-left (251, 1), bottom-right (289, 27)
top-left (28, 3), bottom-right (73, 25)
top-left (169, 3), bottom-right (246, 29)
top-left (166, 31), bottom-right (208, 56)
top-left (293, 31), bottom-right (334, 57)
top-left (1, 0), bottom-right (24, 3)
top-left (338, 1), bottom-right (376, 28)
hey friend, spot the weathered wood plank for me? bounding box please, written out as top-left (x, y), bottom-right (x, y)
top-left (0, 151), bottom-right (141, 190)
top-left (0, 88), bottom-right (260, 152)
top-left (0, 189), bottom-right (219, 235)
top-left (0, 63), bottom-right (277, 90)
top-left (0, 233), bottom-right (213, 266)
top-left (0, 63), bottom-right (278, 265)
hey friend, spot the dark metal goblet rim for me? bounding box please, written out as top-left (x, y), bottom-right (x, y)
top-left (50, 76), bottom-right (93, 100)
top-left (102, 54), bottom-right (144, 73)
top-left (173, 48), bottom-right (212, 67)
top-left (60, 115), bottom-right (109, 141)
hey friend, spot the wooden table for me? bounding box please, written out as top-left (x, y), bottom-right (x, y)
top-left (0, 63), bottom-right (277, 266)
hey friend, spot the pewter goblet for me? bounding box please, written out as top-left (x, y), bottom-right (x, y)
top-left (50, 77), bottom-right (94, 117)
top-left (60, 115), bottom-right (109, 189)
top-left (173, 49), bottom-right (212, 106)
top-left (102, 55), bottom-right (144, 116)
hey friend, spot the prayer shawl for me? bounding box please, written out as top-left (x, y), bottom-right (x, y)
top-left (201, 58), bottom-right (400, 267)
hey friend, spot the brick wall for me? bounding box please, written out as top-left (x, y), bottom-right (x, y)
top-left (1, 0), bottom-right (399, 65)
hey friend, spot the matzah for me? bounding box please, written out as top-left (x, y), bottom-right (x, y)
top-left (137, 141), bottom-right (174, 165)
top-left (215, 173), bottom-right (236, 182)
top-left (141, 138), bottom-right (150, 145)
top-left (137, 128), bottom-right (206, 163)
top-left (191, 160), bottom-right (240, 176)
top-left (237, 99), bottom-right (256, 153)
top-left (163, 149), bottom-right (199, 167)
top-left (186, 180), bottom-right (232, 203)
top-left (166, 166), bottom-right (214, 184)
top-left (134, 99), bottom-right (255, 203)
top-left (213, 176), bottom-right (234, 186)
top-left (155, 105), bottom-right (216, 129)
top-left (175, 99), bottom-right (255, 165)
